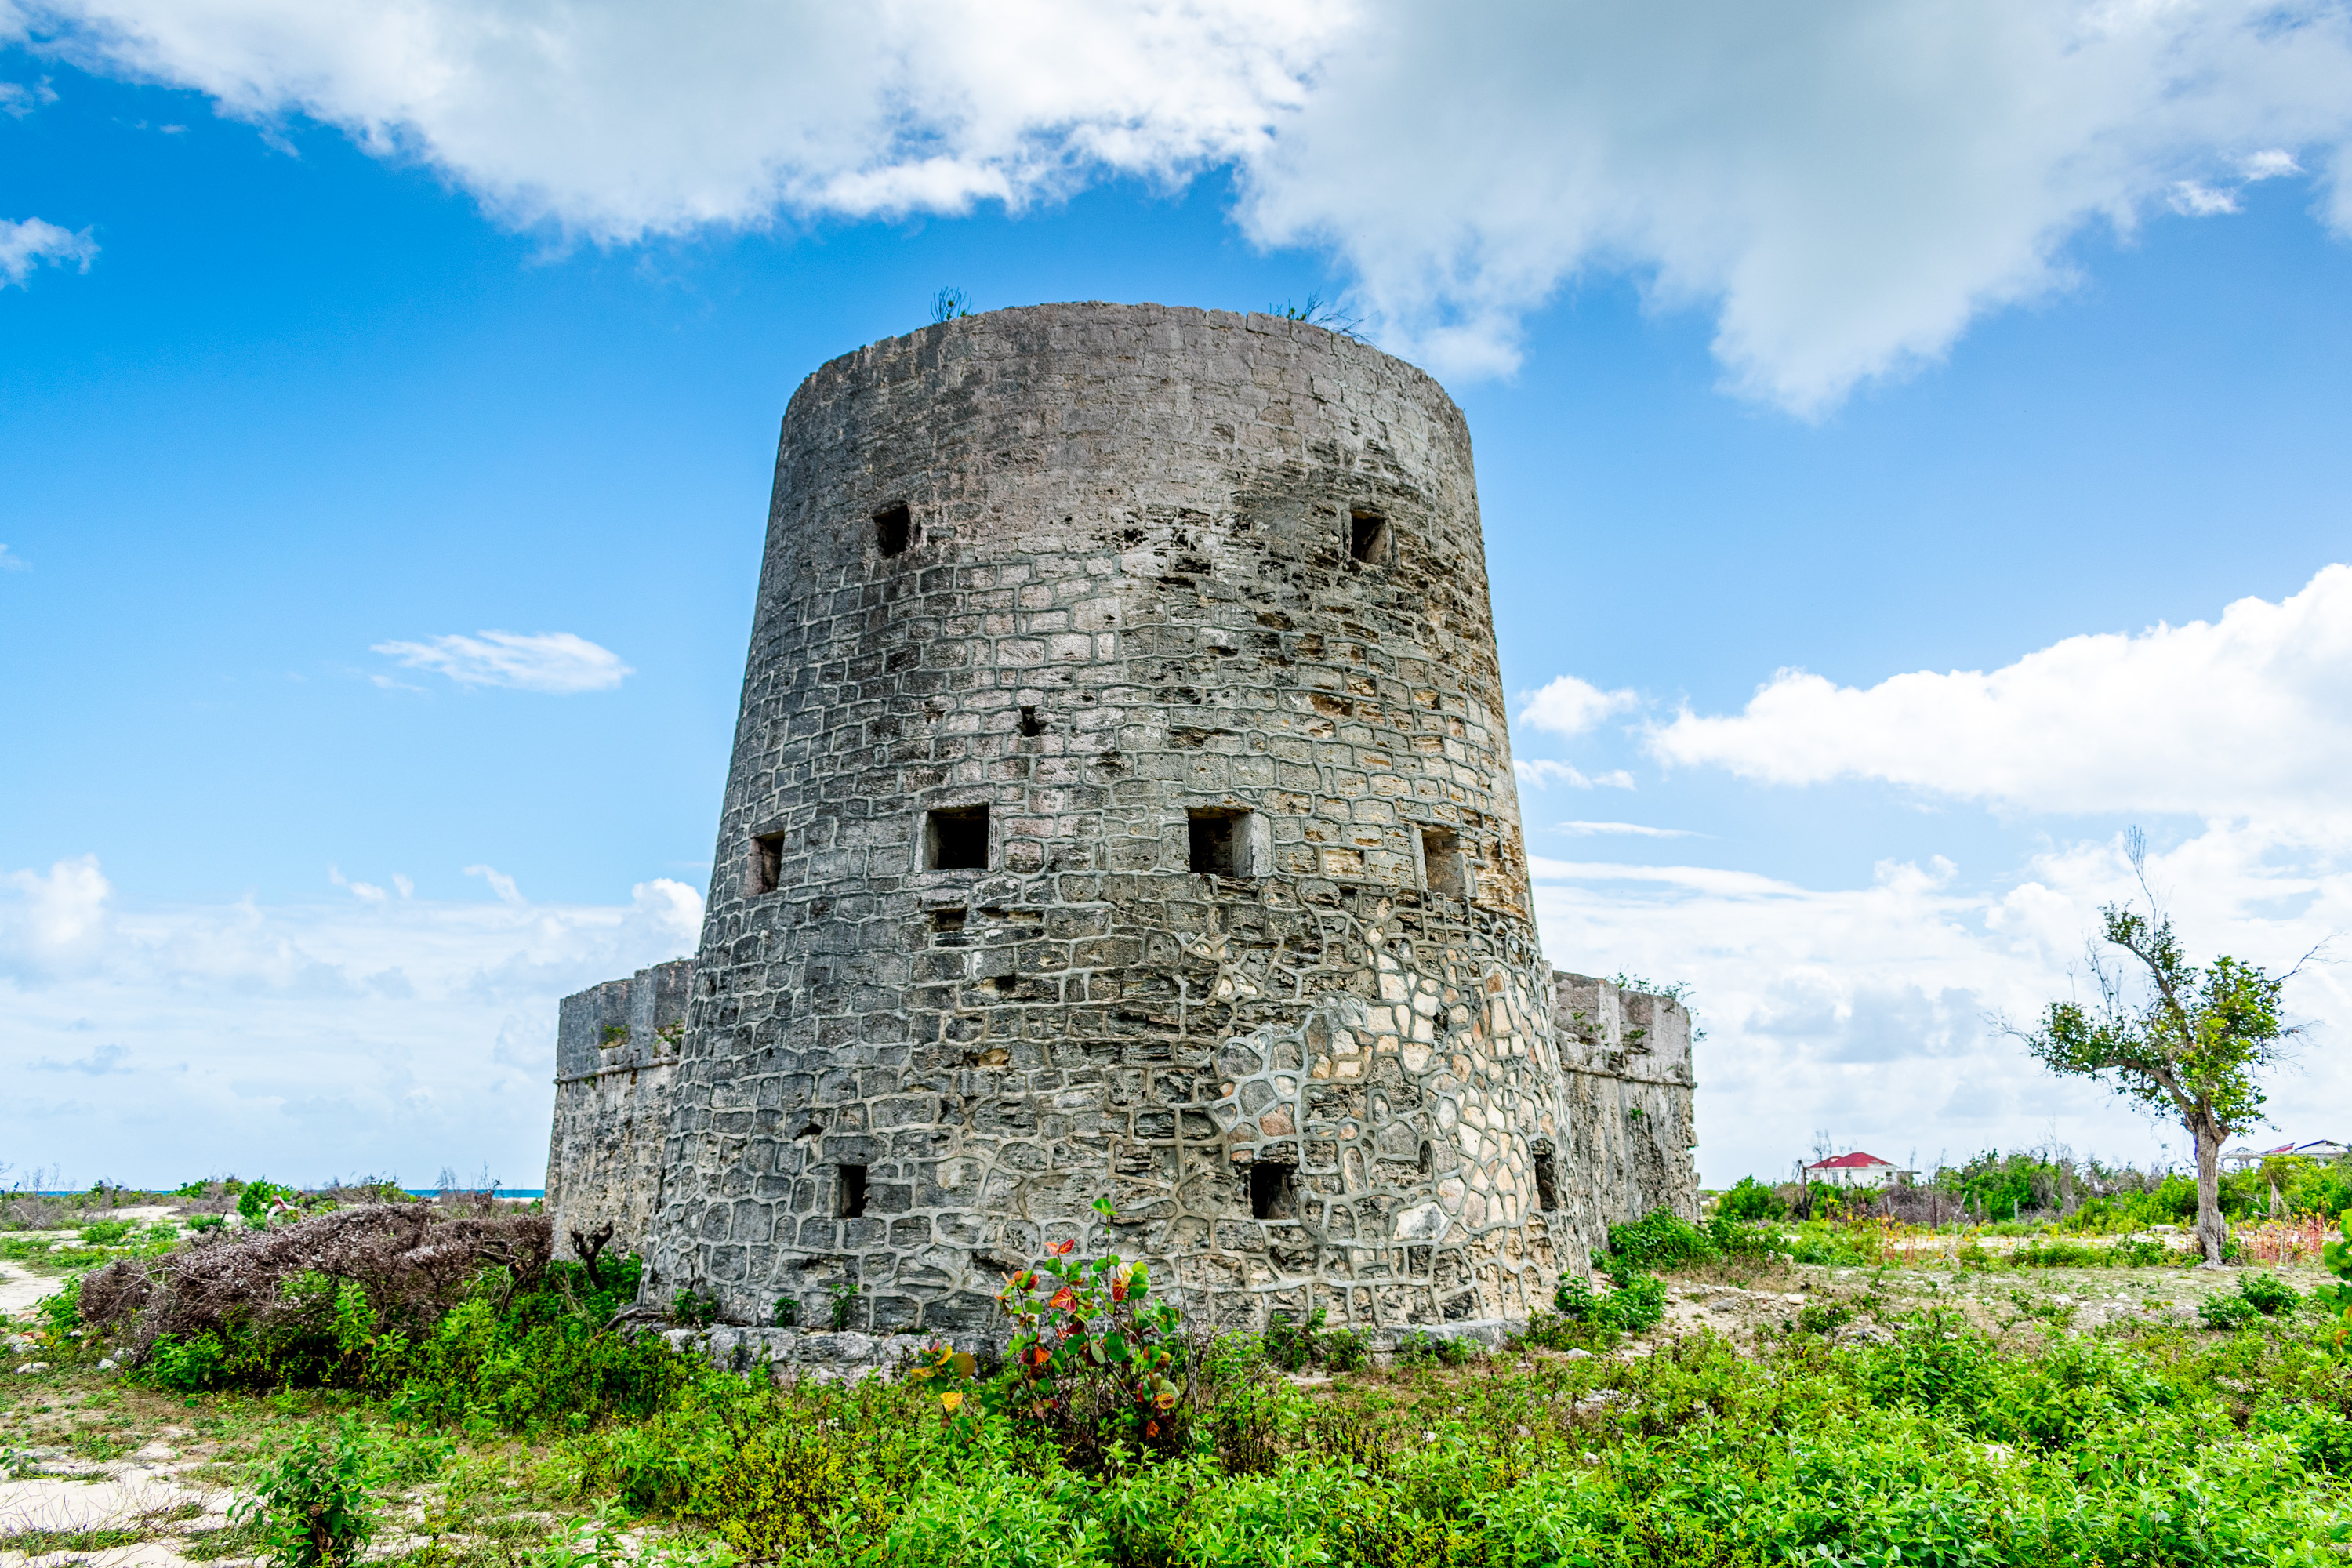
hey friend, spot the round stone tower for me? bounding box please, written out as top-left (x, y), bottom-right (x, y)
top-left (645, 302), bottom-right (1579, 1335)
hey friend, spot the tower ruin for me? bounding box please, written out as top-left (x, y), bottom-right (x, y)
top-left (559, 303), bottom-right (1696, 1337)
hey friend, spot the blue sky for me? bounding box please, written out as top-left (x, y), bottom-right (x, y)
top-left (6, 2), bottom-right (2352, 1190)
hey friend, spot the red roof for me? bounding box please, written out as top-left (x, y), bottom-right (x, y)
top-left (1806, 1152), bottom-right (1896, 1171)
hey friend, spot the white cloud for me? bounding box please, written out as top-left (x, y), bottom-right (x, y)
top-left (328, 865), bottom-right (388, 903)
top-left (1516, 674), bottom-right (1640, 737)
top-left (0, 855), bottom-right (703, 1185)
top-left (1532, 823), bottom-right (2352, 1185)
top-left (1514, 759), bottom-right (1635, 791)
top-left (0, 216), bottom-right (97, 287)
top-left (2169, 180), bottom-right (2241, 216)
top-left (1649, 563), bottom-right (2352, 825)
top-left (0, 543), bottom-right (27, 572)
top-left (0, 76), bottom-right (56, 115)
top-left (464, 864), bottom-right (524, 905)
top-left (372, 630), bottom-right (632, 693)
top-left (11, 2), bottom-right (2352, 409)
top-left (1557, 821), bottom-right (1697, 838)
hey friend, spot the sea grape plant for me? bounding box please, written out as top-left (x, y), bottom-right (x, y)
top-left (909, 1196), bottom-right (1188, 1467)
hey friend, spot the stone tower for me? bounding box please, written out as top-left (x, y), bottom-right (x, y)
top-left (641, 303), bottom-right (1602, 1335)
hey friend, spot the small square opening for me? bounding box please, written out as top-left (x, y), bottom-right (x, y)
top-left (926, 805), bottom-right (989, 871)
top-left (1532, 1143), bottom-right (1559, 1212)
top-left (1018, 705), bottom-right (1045, 738)
top-left (931, 908), bottom-right (967, 935)
top-left (1348, 509), bottom-right (1390, 564)
top-left (873, 503), bottom-right (912, 558)
top-left (1249, 1162), bottom-right (1297, 1221)
top-left (749, 832), bottom-right (784, 895)
top-left (1189, 809), bottom-right (1258, 877)
top-left (837, 1164), bottom-right (869, 1218)
top-left (1419, 827), bottom-right (1468, 898)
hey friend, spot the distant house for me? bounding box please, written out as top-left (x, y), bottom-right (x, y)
top-left (1804, 1152), bottom-right (1911, 1190)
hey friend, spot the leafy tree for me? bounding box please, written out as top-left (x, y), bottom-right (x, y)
top-left (2016, 832), bottom-right (2308, 1263)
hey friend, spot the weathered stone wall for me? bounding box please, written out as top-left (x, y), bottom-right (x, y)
top-left (643, 302), bottom-right (1582, 1335)
top-left (545, 961), bottom-right (691, 1260)
top-left (1552, 973), bottom-right (1700, 1249)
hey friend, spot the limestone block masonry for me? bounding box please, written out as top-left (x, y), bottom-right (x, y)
top-left (546, 961), bottom-right (691, 1259)
top-left (607, 301), bottom-right (1696, 1336)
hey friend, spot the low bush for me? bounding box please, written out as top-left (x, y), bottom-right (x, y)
top-left (1602, 1208), bottom-right (1714, 1279)
top-left (1715, 1174), bottom-right (1786, 1221)
top-left (231, 1418), bottom-right (376, 1568)
top-left (1553, 1271), bottom-right (1667, 1334)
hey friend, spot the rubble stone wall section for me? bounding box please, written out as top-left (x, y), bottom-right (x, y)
top-left (643, 302), bottom-right (1581, 1334)
top-left (1553, 974), bottom-right (1701, 1247)
top-left (545, 960), bottom-right (692, 1259)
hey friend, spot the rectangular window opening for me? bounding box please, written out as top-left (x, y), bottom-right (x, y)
top-left (749, 832), bottom-right (784, 895)
top-left (873, 503), bottom-right (912, 558)
top-left (1348, 509), bottom-right (1390, 564)
top-left (1189, 808), bottom-right (1258, 877)
top-left (837, 1164), bottom-right (869, 1219)
top-left (1018, 705), bottom-right (1045, 738)
top-left (931, 908), bottom-right (967, 935)
top-left (1420, 827), bottom-right (1468, 898)
top-left (926, 805), bottom-right (989, 871)
top-left (1249, 1162), bottom-right (1297, 1221)
top-left (1532, 1145), bottom-right (1559, 1212)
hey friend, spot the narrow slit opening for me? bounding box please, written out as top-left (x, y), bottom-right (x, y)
top-left (1532, 1144), bottom-right (1559, 1212)
top-left (1420, 827), bottom-right (1467, 898)
top-left (1348, 509), bottom-right (1390, 564)
top-left (873, 503), bottom-right (911, 557)
top-left (1018, 706), bottom-right (1045, 737)
top-left (837, 1164), bottom-right (869, 1218)
top-left (749, 832), bottom-right (784, 895)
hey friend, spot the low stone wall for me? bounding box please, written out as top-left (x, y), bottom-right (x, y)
top-left (546, 961), bottom-right (691, 1260)
top-left (1551, 974), bottom-right (1701, 1250)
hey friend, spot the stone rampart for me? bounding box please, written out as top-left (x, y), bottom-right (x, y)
top-left (545, 960), bottom-right (691, 1260)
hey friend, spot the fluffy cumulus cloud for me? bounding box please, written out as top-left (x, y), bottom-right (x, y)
top-left (372, 630), bottom-right (633, 693)
top-left (0, 216), bottom-right (96, 287)
top-left (8, 1), bottom-right (2352, 406)
top-left (1534, 824), bottom-right (2352, 1185)
top-left (1515, 564), bottom-right (2352, 1180)
top-left (0, 856), bottom-right (702, 1185)
top-left (1650, 563), bottom-right (2352, 823)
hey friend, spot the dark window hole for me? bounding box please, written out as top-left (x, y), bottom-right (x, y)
top-left (749, 832), bottom-right (784, 895)
top-left (927, 805), bottom-right (989, 870)
top-left (1249, 1162), bottom-right (1297, 1221)
top-left (988, 974), bottom-right (1018, 993)
top-left (1189, 809), bottom-right (1255, 876)
top-left (873, 503), bottom-right (911, 557)
top-left (1349, 510), bottom-right (1390, 564)
top-left (931, 908), bottom-right (967, 934)
top-left (1420, 827), bottom-right (1467, 898)
top-left (1018, 706), bottom-right (1045, 737)
top-left (837, 1164), bottom-right (869, 1218)
top-left (1532, 1144), bottom-right (1559, 1212)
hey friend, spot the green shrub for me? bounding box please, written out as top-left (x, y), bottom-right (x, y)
top-left (1603, 1208), bottom-right (1715, 1279)
top-left (1555, 1272), bottom-right (1666, 1334)
top-left (78, 1220), bottom-right (136, 1245)
top-left (1716, 1175), bottom-right (1785, 1221)
top-left (1396, 1328), bottom-right (1483, 1367)
top-left (2238, 1271), bottom-right (2300, 1316)
top-left (231, 1418), bottom-right (376, 1568)
top-left (2198, 1291), bottom-right (2259, 1330)
top-left (694, 1423), bottom-right (845, 1558)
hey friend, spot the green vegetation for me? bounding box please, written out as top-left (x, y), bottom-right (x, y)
top-left (8, 1198), bottom-right (2352, 1567)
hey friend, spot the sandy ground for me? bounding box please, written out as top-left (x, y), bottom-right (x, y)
top-left (0, 1443), bottom-right (239, 1568)
top-left (0, 1265), bottom-right (56, 1319)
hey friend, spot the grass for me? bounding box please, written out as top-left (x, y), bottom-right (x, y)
top-left (5, 1213), bottom-right (2352, 1568)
